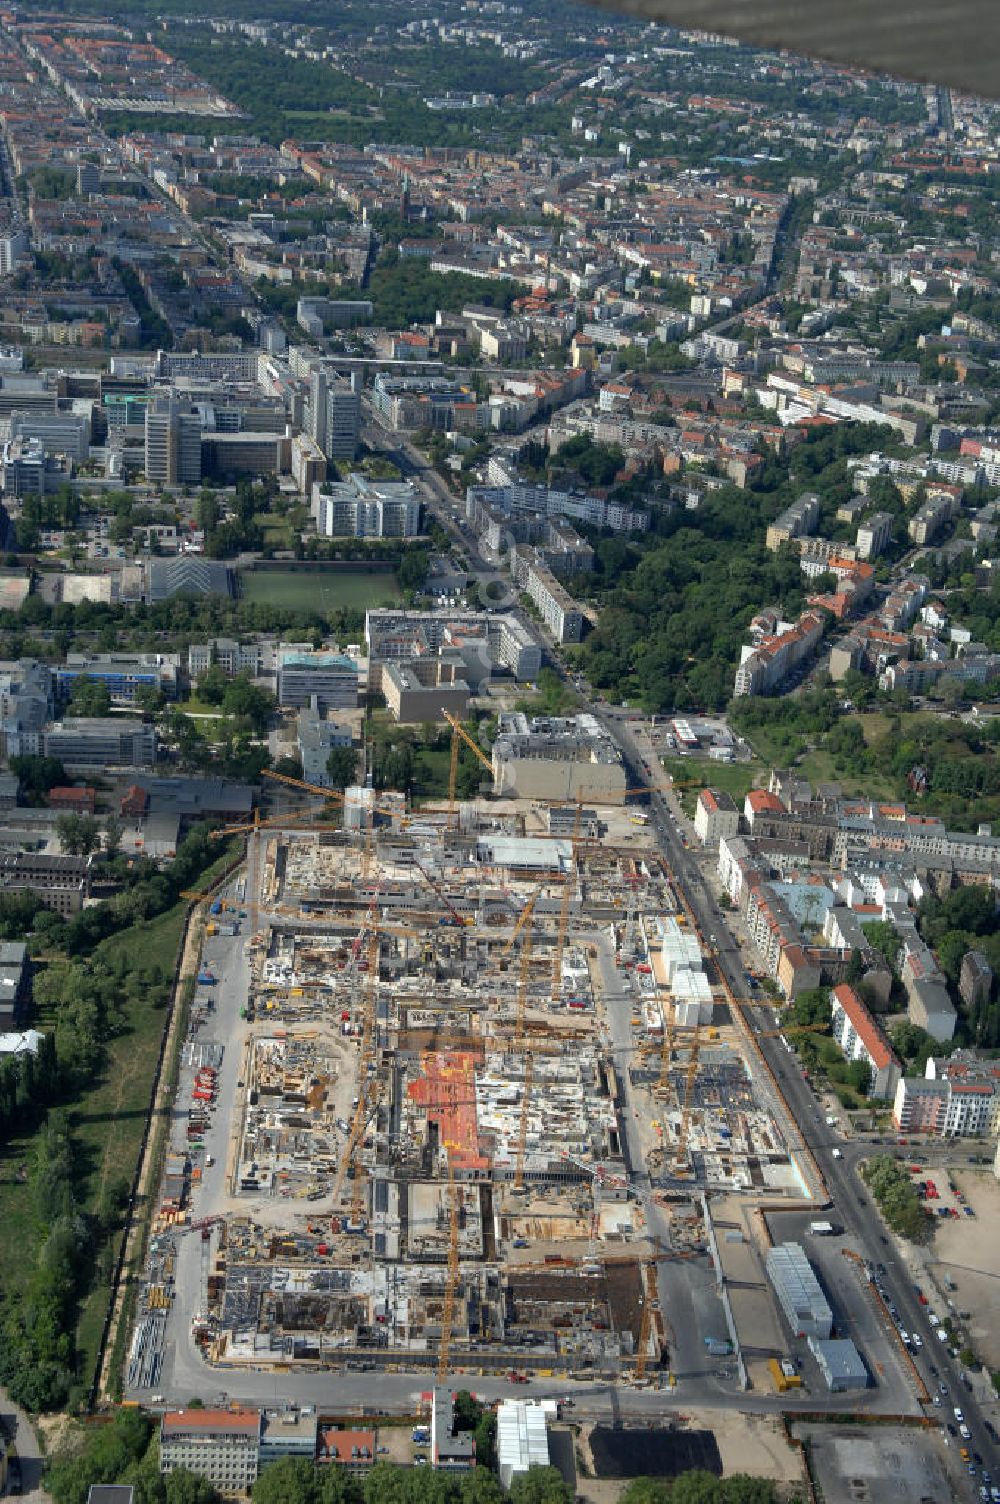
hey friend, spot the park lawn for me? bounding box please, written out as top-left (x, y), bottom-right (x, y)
top-left (241, 568), bottom-right (403, 612)
top-left (663, 755), bottom-right (763, 816)
top-left (253, 512), bottom-right (293, 548)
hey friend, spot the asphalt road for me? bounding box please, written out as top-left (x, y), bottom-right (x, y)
top-left (586, 706), bottom-right (1000, 1488)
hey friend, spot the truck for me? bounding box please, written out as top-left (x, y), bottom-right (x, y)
top-left (197, 970), bottom-right (216, 986)
top-left (808, 1220), bottom-right (835, 1237)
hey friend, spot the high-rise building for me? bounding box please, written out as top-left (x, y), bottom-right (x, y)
top-left (309, 367), bottom-right (360, 461)
top-left (144, 397), bottom-right (201, 486)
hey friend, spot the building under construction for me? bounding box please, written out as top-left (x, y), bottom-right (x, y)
top-left (186, 771), bottom-right (808, 1383)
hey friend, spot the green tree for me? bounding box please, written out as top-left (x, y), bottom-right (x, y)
top-left (326, 746), bottom-right (360, 788)
top-left (196, 664), bottom-right (229, 706)
top-left (252, 1457), bottom-right (321, 1504)
top-left (55, 812), bottom-right (102, 856)
top-left (68, 676), bottom-right (112, 717)
top-left (508, 1467), bottom-right (574, 1504)
top-left (221, 674), bottom-right (275, 734)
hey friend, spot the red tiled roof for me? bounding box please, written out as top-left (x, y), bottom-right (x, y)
top-left (162, 1409), bottom-right (260, 1434)
top-left (832, 983), bottom-right (897, 1071)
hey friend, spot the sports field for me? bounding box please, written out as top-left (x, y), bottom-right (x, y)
top-left (240, 568), bottom-right (403, 611)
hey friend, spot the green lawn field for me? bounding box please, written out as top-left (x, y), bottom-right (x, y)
top-left (240, 568), bottom-right (403, 611)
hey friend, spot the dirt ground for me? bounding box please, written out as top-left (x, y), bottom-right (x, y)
top-left (573, 1411), bottom-right (806, 1498)
top-left (931, 1169), bottom-right (1000, 1368)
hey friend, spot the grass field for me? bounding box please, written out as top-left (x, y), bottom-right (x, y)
top-left (663, 755), bottom-right (762, 815)
top-left (0, 901), bottom-right (192, 1400)
top-left (241, 568), bottom-right (403, 611)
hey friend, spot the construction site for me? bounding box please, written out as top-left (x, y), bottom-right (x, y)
top-left (141, 737), bottom-right (821, 1391)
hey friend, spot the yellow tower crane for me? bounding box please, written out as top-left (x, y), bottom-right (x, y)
top-left (550, 800), bottom-right (582, 1003)
top-left (441, 709), bottom-right (494, 829)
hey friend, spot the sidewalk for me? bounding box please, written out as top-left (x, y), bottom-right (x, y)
top-left (0, 1388), bottom-right (51, 1502)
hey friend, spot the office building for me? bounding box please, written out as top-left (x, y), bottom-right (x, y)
top-left (313, 473), bottom-right (421, 539)
top-left (491, 712), bottom-right (627, 804)
top-left (42, 717), bottom-right (156, 770)
top-left (297, 701), bottom-right (353, 787)
top-left (0, 852), bottom-right (90, 915)
top-left (277, 649), bottom-right (358, 712)
top-left (382, 657), bottom-right (470, 724)
top-left (309, 368), bottom-right (361, 461)
top-left (10, 409), bottom-right (90, 462)
top-left (54, 652), bottom-right (179, 707)
top-left (2, 436), bottom-right (47, 498)
top-left (144, 397), bottom-right (201, 486)
top-left (365, 608), bottom-right (541, 683)
top-left (160, 1409), bottom-right (261, 1493)
top-left (766, 1242), bottom-right (832, 1338)
top-left (188, 638), bottom-right (262, 681)
top-left (0, 940), bottom-right (29, 1030)
top-left (430, 1387), bottom-right (475, 1471)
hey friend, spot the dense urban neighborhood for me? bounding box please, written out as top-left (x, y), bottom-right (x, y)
top-left (0, 1), bottom-right (999, 1502)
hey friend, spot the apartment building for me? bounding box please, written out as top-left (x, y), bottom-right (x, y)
top-left (855, 510), bottom-right (893, 560)
top-left (893, 1053), bottom-right (1000, 1137)
top-left (160, 1409), bottom-right (261, 1493)
top-left (828, 983), bottom-right (901, 1100)
top-left (765, 493), bottom-right (820, 551)
top-left (509, 549), bottom-right (584, 643)
top-left (734, 609), bottom-right (825, 697)
top-left (313, 473), bottom-right (421, 538)
top-left (694, 788), bottom-right (741, 850)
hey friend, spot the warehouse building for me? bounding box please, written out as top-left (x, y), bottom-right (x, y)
top-left (808, 1335), bottom-right (867, 1392)
top-left (496, 1402), bottom-right (550, 1489)
top-left (766, 1242), bottom-right (832, 1338)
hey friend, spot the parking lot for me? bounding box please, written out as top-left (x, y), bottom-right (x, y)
top-left (933, 1171), bottom-right (1000, 1370)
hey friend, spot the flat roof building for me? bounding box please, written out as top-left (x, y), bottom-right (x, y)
top-left (808, 1335), bottom-right (867, 1392)
top-left (430, 1387), bottom-right (475, 1470)
top-left (491, 711), bottom-right (627, 804)
top-left (496, 1402), bottom-right (549, 1489)
top-left (766, 1241), bottom-right (832, 1339)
